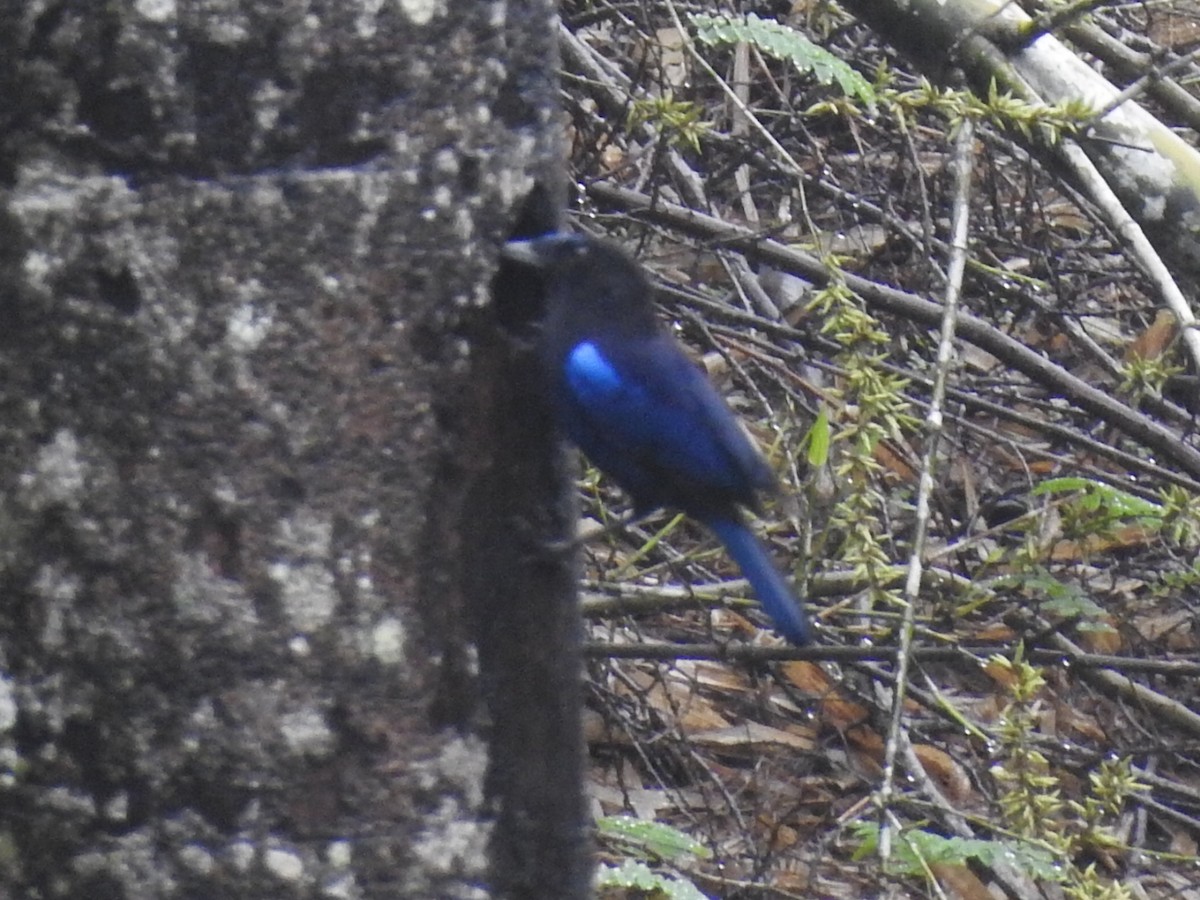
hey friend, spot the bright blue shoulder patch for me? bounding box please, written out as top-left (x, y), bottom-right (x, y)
top-left (566, 341), bottom-right (624, 398)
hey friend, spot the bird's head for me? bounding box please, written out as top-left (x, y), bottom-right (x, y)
top-left (501, 231), bottom-right (659, 333)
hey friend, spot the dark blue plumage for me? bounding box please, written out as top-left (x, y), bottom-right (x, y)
top-left (503, 231), bottom-right (811, 644)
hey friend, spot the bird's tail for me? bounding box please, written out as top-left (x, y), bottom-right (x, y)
top-left (706, 517), bottom-right (811, 644)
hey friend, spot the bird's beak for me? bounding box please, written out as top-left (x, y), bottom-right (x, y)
top-left (500, 237), bottom-right (545, 267)
top-left (501, 231), bottom-right (581, 267)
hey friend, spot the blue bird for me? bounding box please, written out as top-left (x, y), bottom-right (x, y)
top-left (502, 231), bottom-right (811, 644)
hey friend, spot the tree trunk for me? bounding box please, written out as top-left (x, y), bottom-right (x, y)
top-left (0, 2), bottom-right (586, 898)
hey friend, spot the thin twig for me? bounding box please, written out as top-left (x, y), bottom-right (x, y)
top-left (879, 116), bottom-right (975, 864)
top-left (582, 638), bottom-right (1200, 676)
top-left (1050, 137), bottom-right (1200, 377)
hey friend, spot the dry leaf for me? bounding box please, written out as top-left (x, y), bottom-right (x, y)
top-left (1126, 309), bottom-right (1179, 362)
top-left (974, 623), bottom-right (1018, 642)
top-left (1075, 620), bottom-right (1122, 654)
top-left (769, 859), bottom-right (812, 892)
top-left (599, 144), bottom-right (626, 173)
top-left (781, 660), bottom-right (882, 756)
top-left (1137, 614), bottom-right (1195, 648)
top-left (690, 721), bottom-right (816, 752)
top-left (913, 744), bottom-right (974, 803)
top-left (1053, 702), bottom-right (1108, 743)
top-left (647, 682), bottom-right (732, 733)
top-left (780, 660), bottom-right (834, 695)
top-left (683, 659), bottom-right (753, 693)
top-left (1149, 10), bottom-right (1200, 48)
top-left (1048, 525), bottom-right (1155, 561)
top-left (654, 27), bottom-right (688, 88)
top-left (1169, 824), bottom-right (1199, 856)
top-left (932, 862), bottom-right (996, 900)
top-left (874, 440), bottom-right (917, 483)
top-left (982, 657), bottom-right (1019, 689)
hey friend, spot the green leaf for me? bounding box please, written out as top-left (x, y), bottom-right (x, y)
top-left (850, 823), bottom-right (1064, 882)
top-left (596, 860), bottom-right (711, 899)
top-left (597, 815), bottom-right (713, 862)
top-left (690, 13), bottom-right (875, 107)
top-left (1032, 478), bottom-right (1162, 520)
top-left (804, 407), bottom-right (831, 467)
top-left (994, 568), bottom-right (1113, 627)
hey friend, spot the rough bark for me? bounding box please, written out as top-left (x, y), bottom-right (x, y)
top-left (0, 2), bottom-right (585, 898)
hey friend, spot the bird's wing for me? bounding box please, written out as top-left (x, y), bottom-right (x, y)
top-left (561, 337), bottom-right (773, 508)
